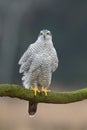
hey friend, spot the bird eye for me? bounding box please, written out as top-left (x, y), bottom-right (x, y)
top-left (46, 32), bottom-right (50, 35)
top-left (40, 32), bottom-right (43, 35)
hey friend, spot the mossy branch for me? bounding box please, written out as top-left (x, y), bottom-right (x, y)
top-left (0, 84), bottom-right (87, 104)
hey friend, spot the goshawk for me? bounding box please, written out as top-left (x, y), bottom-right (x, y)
top-left (18, 29), bottom-right (58, 116)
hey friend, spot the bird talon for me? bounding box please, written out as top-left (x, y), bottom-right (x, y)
top-left (30, 87), bottom-right (40, 96)
top-left (42, 86), bottom-right (51, 96)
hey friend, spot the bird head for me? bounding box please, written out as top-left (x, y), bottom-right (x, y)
top-left (38, 29), bottom-right (52, 41)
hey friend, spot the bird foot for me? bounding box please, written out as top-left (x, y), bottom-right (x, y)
top-left (42, 86), bottom-right (51, 96)
top-left (30, 87), bottom-right (40, 96)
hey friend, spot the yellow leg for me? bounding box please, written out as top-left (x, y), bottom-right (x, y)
top-left (42, 86), bottom-right (51, 96)
top-left (30, 87), bottom-right (40, 96)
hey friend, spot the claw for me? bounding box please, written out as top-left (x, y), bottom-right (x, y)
top-left (30, 87), bottom-right (40, 96)
top-left (42, 86), bottom-right (51, 96)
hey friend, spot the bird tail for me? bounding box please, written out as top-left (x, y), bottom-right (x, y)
top-left (28, 101), bottom-right (37, 116)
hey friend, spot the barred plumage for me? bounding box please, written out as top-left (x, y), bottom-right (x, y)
top-left (18, 29), bottom-right (58, 116)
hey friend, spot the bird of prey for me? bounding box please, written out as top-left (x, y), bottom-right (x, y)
top-left (18, 29), bottom-right (58, 116)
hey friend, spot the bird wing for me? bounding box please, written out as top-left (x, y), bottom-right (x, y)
top-left (19, 56), bottom-right (33, 73)
top-left (18, 44), bottom-right (34, 73)
top-left (18, 44), bottom-right (32, 65)
top-left (51, 48), bottom-right (59, 72)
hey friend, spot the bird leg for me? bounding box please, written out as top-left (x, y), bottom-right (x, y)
top-left (41, 86), bottom-right (51, 96)
top-left (30, 87), bottom-right (40, 96)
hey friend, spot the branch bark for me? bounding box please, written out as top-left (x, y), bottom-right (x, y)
top-left (0, 84), bottom-right (87, 104)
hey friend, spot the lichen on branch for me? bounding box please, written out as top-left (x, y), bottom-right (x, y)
top-left (0, 84), bottom-right (87, 104)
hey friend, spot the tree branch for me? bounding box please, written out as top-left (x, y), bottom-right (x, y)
top-left (0, 84), bottom-right (87, 104)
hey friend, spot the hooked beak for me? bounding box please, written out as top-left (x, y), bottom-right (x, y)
top-left (43, 34), bottom-right (46, 39)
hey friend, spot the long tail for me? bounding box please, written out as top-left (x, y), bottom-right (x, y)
top-left (28, 101), bottom-right (38, 116)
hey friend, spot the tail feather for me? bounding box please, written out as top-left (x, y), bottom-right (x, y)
top-left (28, 101), bottom-right (37, 116)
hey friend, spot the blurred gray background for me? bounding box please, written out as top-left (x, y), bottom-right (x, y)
top-left (0, 0), bottom-right (87, 130)
top-left (0, 0), bottom-right (87, 90)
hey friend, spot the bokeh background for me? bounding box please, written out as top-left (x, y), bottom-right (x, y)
top-left (0, 0), bottom-right (87, 130)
